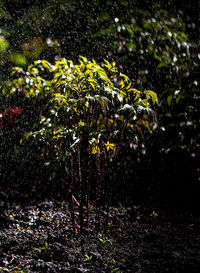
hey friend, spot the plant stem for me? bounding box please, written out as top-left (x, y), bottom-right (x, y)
top-left (70, 155), bottom-right (75, 235)
top-left (95, 152), bottom-right (101, 230)
top-left (77, 141), bottom-right (83, 234)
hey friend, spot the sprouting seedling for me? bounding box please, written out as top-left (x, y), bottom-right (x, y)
top-left (69, 195), bottom-right (81, 234)
top-left (150, 210), bottom-right (159, 217)
top-left (66, 209), bottom-right (80, 234)
top-left (66, 197), bottom-right (100, 234)
top-left (84, 198), bottom-right (100, 216)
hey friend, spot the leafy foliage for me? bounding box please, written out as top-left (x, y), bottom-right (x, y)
top-left (5, 57), bottom-right (157, 151)
top-left (2, 57), bottom-right (157, 233)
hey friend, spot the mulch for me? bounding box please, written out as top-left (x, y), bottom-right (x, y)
top-left (0, 201), bottom-right (200, 272)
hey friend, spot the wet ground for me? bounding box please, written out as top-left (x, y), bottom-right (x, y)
top-left (0, 201), bottom-right (200, 272)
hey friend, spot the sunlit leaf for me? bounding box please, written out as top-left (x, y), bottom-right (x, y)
top-left (147, 90), bottom-right (158, 104)
top-left (105, 141), bottom-right (116, 151)
top-left (25, 131), bottom-right (33, 140)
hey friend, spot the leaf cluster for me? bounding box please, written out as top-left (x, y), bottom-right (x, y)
top-left (5, 57), bottom-right (158, 156)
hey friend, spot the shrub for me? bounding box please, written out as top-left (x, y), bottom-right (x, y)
top-left (2, 57), bottom-right (158, 233)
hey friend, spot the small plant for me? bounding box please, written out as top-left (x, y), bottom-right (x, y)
top-left (3, 56), bottom-right (158, 234)
top-left (150, 210), bottom-right (159, 217)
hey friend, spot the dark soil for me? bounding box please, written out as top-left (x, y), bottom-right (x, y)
top-left (0, 201), bottom-right (200, 273)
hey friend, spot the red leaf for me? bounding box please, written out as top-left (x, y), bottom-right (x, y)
top-left (6, 107), bottom-right (24, 116)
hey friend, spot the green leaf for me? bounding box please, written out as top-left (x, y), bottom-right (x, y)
top-left (120, 73), bottom-right (130, 83)
top-left (11, 67), bottom-right (24, 76)
top-left (157, 62), bottom-right (169, 69)
top-left (167, 94), bottom-right (173, 106)
top-left (0, 7), bottom-right (9, 18)
top-left (176, 94), bottom-right (183, 103)
top-left (25, 131), bottom-right (33, 140)
top-left (103, 59), bottom-right (112, 70)
top-left (78, 122), bottom-right (86, 127)
top-left (41, 60), bottom-right (52, 70)
top-left (10, 53), bottom-right (27, 65)
top-left (0, 37), bottom-right (9, 52)
top-left (147, 90), bottom-right (158, 104)
top-left (126, 42), bottom-right (136, 51)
